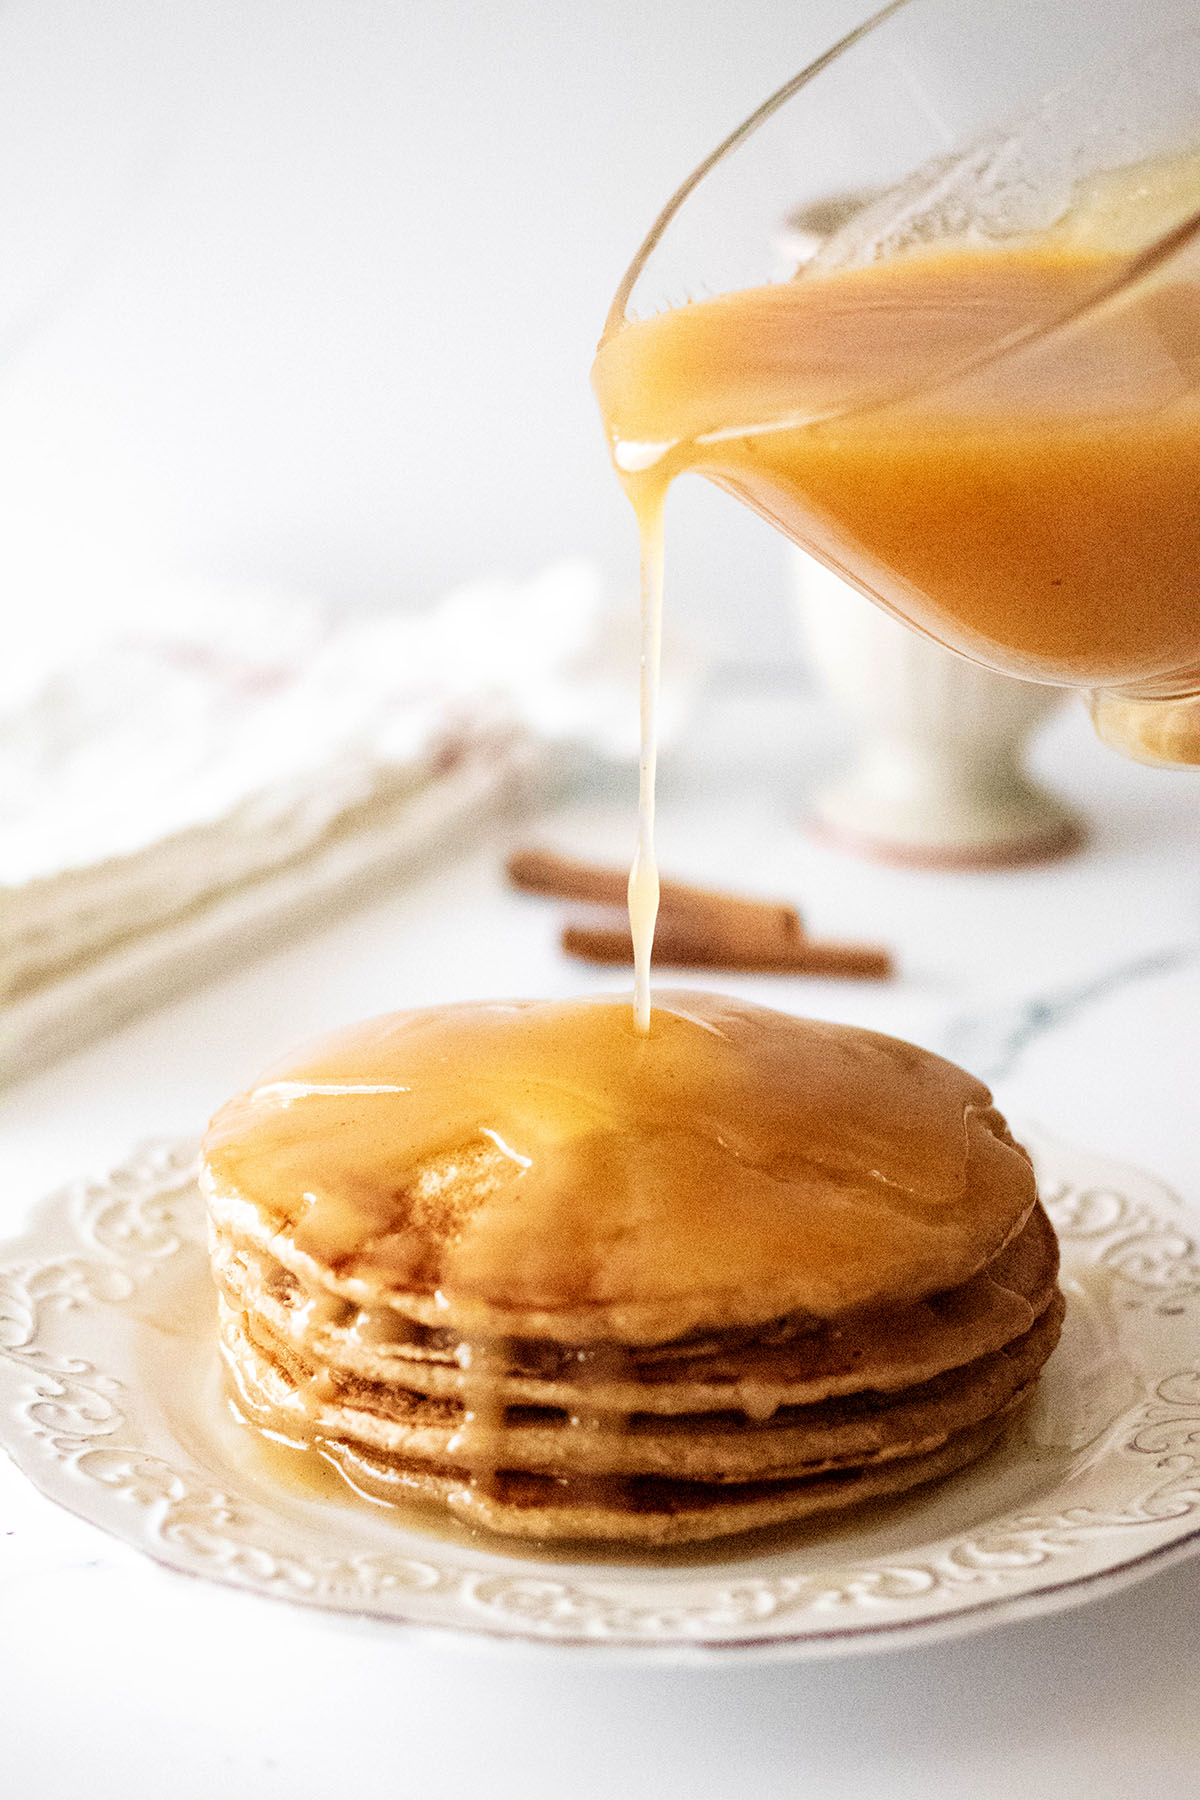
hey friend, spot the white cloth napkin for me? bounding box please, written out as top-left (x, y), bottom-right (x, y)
top-left (0, 562), bottom-right (701, 1080)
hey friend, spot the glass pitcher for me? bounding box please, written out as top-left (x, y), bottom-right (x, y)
top-left (592, 0), bottom-right (1200, 765)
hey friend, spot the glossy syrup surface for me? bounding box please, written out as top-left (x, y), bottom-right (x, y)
top-left (204, 992), bottom-right (1033, 1339)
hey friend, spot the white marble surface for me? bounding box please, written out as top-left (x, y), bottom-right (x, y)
top-left (1, 683), bottom-right (1198, 1799)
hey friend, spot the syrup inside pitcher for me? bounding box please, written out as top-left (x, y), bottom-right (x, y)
top-left (593, 20), bottom-right (1200, 767)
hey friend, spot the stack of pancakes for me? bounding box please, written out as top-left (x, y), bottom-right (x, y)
top-left (203, 993), bottom-right (1063, 1546)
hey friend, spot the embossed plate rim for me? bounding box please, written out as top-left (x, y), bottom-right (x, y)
top-left (1, 1128), bottom-right (1198, 1662)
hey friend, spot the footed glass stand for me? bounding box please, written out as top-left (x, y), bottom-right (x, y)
top-left (794, 555), bottom-right (1083, 869)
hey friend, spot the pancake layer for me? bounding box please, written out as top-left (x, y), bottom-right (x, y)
top-left (202, 992), bottom-right (1040, 1343)
top-left (203, 995), bottom-right (1063, 1545)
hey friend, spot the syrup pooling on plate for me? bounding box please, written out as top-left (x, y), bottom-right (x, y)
top-left (203, 991), bottom-right (1035, 1340)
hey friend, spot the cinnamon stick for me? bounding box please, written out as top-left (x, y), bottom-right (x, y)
top-left (507, 847), bottom-right (630, 907)
top-left (507, 846), bottom-right (805, 960)
top-left (561, 910), bottom-right (893, 979)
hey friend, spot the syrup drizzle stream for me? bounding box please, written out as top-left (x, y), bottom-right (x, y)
top-left (628, 479), bottom-right (668, 1034)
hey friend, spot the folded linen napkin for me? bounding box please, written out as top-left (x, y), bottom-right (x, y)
top-left (0, 562), bottom-right (700, 1080)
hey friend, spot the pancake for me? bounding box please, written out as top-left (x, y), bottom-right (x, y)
top-left (202, 992), bottom-right (1063, 1546)
top-left (203, 992), bottom-right (1038, 1344)
top-left (310, 1408), bottom-right (1028, 1543)
top-left (218, 1289), bottom-right (1062, 1481)
top-left (238, 1383), bottom-right (1030, 1546)
top-left (209, 1201), bottom-right (1059, 1415)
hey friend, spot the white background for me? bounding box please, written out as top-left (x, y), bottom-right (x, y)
top-left (0, 0), bottom-right (888, 677)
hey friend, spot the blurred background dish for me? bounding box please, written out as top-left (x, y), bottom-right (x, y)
top-left (794, 554), bottom-right (1081, 867)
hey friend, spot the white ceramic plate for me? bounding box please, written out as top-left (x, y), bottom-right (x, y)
top-left (1, 1131), bottom-right (1198, 1661)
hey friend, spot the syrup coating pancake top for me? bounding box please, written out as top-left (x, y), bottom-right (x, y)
top-left (202, 992), bottom-right (1037, 1344)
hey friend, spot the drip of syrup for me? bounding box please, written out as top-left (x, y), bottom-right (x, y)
top-left (628, 479), bottom-right (667, 1033)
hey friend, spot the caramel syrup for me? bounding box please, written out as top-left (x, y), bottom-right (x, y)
top-left (628, 480), bottom-right (666, 1033)
top-left (593, 243), bottom-right (1200, 701)
top-left (204, 993), bottom-right (1033, 1343)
